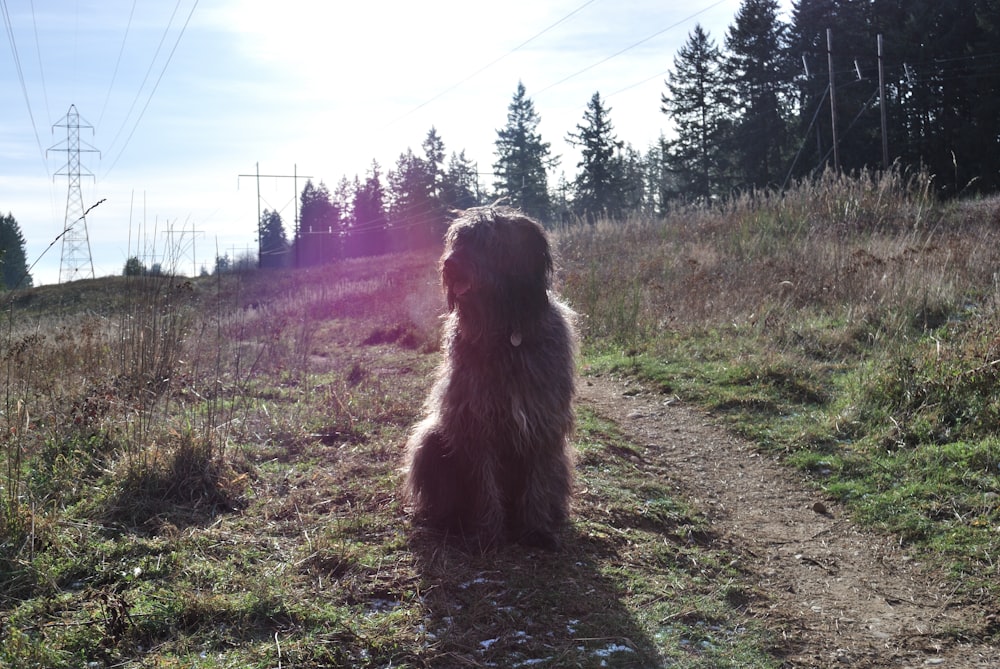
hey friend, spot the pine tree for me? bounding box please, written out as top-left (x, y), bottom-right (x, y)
top-left (387, 148), bottom-right (435, 248)
top-left (347, 162), bottom-right (388, 257)
top-left (123, 256), bottom-right (146, 276)
top-left (386, 128), bottom-right (457, 249)
top-left (0, 212), bottom-right (32, 289)
top-left (788, 0), bottom-right (1000, 193)
top-left (661, 24), bottom-right (729, 203)
top-left (788, 0), bottom-right (877, 177)
top-left (422, 127), bottom-right (446, 203)
top-left (213, 254), bottom-right (231, 275)
top-left (642, 138), bottom-right (678, 215)
top-left (723, 0), bottom-right (794, 190)
top-left (493, 81), bottom-right (555, 220)
top-left (333, 177), bottom-right (353, 218)
top-left (259, 209), bottom-right (288, 268)
top-left (619, 144), bottom-right (646, 215)
top-left (442, 150), bottom-right (480, 211)
top-left (891, 0), bottom-right (1000, 193)
top-left (552, 172), bottom-right (573, 225)
top-left (420, 127), bottom-right (449, 240)
top-left (567, 92), bottom-right (627, 220)
top-left (298, 180), bottom-right (341, 266)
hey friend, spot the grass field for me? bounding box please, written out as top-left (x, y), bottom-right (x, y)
top-left (558, 169), bottom-right (1000, 597)
top-left (2, 168), bottom-right (999, 666)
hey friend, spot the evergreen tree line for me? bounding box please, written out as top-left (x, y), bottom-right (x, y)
top-left (0, 212), bottom-right (31, 289)
top-left (664, 0), bottom-right (1000, 203)
top-left (252, 0), bottom-right (1000, 267)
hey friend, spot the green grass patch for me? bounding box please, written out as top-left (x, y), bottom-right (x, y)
top-left (582, 313), bottom-right (1000, 599)
top-left (6, 177), bottom-right (1000, 664)
top-left (1, 254), bottom-right (781, 667)
top-left (560, 182), bottom-right (1000, 611)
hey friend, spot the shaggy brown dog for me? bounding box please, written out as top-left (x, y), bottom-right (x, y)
top-left (403, 206), bottom-right (577, 550)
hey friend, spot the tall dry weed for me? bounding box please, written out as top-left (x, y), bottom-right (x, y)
top-left (557, 167), bottom-right (997, 350)
top-left (115, 274), bottom-right (196, 471)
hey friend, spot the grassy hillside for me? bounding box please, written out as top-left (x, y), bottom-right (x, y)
top-left (557, 168), bottom-right (1000, 596)
top-left (0, 251), bottom-right (776, 667)
top-left (2, 167), bottom-right (999, 666)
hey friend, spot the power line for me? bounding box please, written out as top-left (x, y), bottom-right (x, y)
top-left (607, 66), bottom-right (672, 99)
top-left (238, 163), bottom-right (312, 267)
top-left (97, 0), bottom-right (137, 131)
top-left (781, 84), bottom-right (829, 190)
top-left (1, 0), bottom-right (49, 177)
top-left (29, 0), bottom-right (50, 123)
top-left (102, 0), bottom-right (182, 158)
top-left (392, 0), bottom-right (601, 124)
top-left (102, 0), bottom-right (199, 178)
top-left (535, 0), bottom-right (729, 97)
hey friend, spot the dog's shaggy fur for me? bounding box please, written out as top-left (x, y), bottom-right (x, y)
top-left (403, 206), bottom-right (577, 550)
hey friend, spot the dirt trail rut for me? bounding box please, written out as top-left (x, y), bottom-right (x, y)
top-left (579, 374), bottom-right (997, 668)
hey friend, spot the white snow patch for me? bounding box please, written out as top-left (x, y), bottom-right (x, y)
top-left (593, 643), bottom-right (635, 658)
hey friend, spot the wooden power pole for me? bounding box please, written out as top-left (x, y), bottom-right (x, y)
top-left (238, 163), bottom-right (311, 267)
top-left (827, 29), bottom-right (840, 172)
top-left (878, 34), bottom-right (889, 170)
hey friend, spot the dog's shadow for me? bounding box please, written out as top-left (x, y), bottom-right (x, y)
top-left (409, 525), bottom-right (662, 668)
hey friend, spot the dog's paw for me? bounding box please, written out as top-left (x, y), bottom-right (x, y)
top-left (517, 529), bottom-right (559, 551)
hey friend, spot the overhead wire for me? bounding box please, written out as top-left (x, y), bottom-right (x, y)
top-left (72, 0), bottom-right (77, 99)
top-left (391, 0), bottom-right (601, 124)
top-left (102, 0), bottom-right (199, 179)
top-left (535, 0), bottom-right (729, 97)
top-left (781, 83), bottom-right (830, 190)
top-left (102, 0), bottom-right (183, 168)
top-left (1, 0), bottom-right (50, 177)
top-left (97, 0), bottom-right (137, 131)
top-left (28, 0), bottom-right (50, 124)
top-left (608, 66), bottom-right (672, 99)
top-left (813, 86), bottom-right (880, 172)
top-left (27, 0), bottom-right (62, 224)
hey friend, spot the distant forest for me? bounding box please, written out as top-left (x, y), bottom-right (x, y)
top-left (249, 0), bottom-right (1000, 269)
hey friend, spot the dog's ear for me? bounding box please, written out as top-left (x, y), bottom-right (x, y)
top-left (503, 216), bottom-right (552, 316)
top-left (520, 217), bottom-right (553, 284)
top-left (442, 256), bottom-right (472, 311)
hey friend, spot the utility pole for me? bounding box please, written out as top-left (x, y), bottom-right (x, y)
top-left (49, 105), bottom-right (99, 282)
top-left (227, 245), bottom-right (256, 271)
top-left (163, 218), bottom-right (205, 276)
top-left (827, 29), bottom-right (840, 172)
top-left (878, 34), bottom-right (889, 170)
top-left (237, 164), bottom-right (311, 267)
top-left (293, 164), bottom-right (301, 267)
top-left (801, 55), bottom-right (824, 163)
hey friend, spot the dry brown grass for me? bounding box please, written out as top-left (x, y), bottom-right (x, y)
top-left (3, 172), bottom-right (999, 666)
top-left (557, 167), bottom-right (1000, 348)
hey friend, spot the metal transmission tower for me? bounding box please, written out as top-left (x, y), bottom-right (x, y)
top-left (49, 105), bottom-right (99, 282)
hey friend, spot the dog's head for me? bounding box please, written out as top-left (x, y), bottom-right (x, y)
top-left (441, 206), bottom-right (553, 332)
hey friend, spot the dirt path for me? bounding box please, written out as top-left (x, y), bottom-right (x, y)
top-left (579, 374), bottom-right (997, 668)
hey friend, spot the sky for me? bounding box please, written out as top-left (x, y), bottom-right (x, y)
top-left (1, 0), bottom-right (792, 286)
